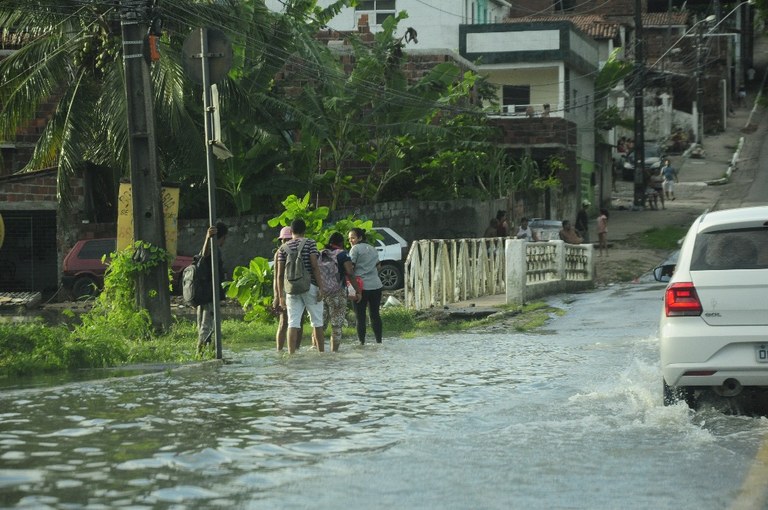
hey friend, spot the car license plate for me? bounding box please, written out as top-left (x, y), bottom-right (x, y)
top-left (756, 344), bottom-right (768, 363)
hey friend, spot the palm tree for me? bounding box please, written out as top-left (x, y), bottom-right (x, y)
top-left (0, 1), bottom-right (212, 208)
top-left (0, 0), bottom-right (351, 212)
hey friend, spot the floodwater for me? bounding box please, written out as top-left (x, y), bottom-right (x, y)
top-left (2, 284), bottom-right (767, 509)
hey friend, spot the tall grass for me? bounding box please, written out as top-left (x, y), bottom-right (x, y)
top-left (2, 302), bottom-right (551, 377)
top-left (633, 226), bottom-right (687, 250)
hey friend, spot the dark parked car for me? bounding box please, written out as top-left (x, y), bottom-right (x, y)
top-left (621, 143), bottom-right (665, 181)
top-left (62, 238), bottom-right (193, 299)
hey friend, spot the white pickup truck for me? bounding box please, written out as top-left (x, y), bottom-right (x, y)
top-left (371, 227), bottom-right (409, 290)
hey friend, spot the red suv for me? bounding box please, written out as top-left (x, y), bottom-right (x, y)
top-left (62, 238), bottom-right (193, 299)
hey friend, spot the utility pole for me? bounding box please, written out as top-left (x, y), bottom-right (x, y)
top-left (696, 17), bottom-right (705, 145)
top-left (200, 28), bottom-right (223, 360)
top-left (120, 0), bottom-right (171, 331)
top-left (633, 0), bottom-right (646, 207)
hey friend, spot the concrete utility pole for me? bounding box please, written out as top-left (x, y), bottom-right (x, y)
top-left (696, 17), bottom-right (705, 145)
top-left (633, 0), bottom-right (646, 207)
top-left (120, 0), bottom-right (171, 331)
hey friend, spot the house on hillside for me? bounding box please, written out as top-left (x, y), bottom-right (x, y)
top-left (459, 20), bottom-right (598, 215)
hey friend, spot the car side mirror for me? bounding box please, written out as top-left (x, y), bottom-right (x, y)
top-left (653, 264), bottom-right (675, 282)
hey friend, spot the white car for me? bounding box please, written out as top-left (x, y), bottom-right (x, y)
top-left (654, 206), bottom-right (768, 407)
top-left (372, 227), bottom-right (409, 290)
top-left (529, 218), bottom-right (562, 241)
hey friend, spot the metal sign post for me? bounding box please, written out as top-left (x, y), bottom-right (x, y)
top-left (182, 27), bottom-right (232, 360)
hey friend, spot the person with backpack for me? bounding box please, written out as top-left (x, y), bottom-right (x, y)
top-left (196, 222), bottom-right (228, 354)
top-left (347, 228), bottom-right (383, 344)
top-left (320, 232), bottom-right (361, 352)
top-left (275, 218), bottom-right (325, 354)
top-left (273, 226), bottom-right (303, 352)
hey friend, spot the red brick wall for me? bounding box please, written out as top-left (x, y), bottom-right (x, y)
top-left (0, 171), bottom-right (79, 204)
top-left (0, 175), bottom-right (56, 202)
top-left (491, 117), bottom-right (577, 147)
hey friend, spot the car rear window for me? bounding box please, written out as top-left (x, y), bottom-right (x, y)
top-left (690, 228), bottom-right (768, 270)
top-left (375, 230), bottom-right (398, 245)
top-left (78, 239), bottom-right (116, 260)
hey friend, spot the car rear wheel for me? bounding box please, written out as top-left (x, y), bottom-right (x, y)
top-left (378, 262), bottom-right (403, 291)
top-left (72, 276), bottom-right (98, 299)
top-left (663, 380), bottom-right (696, 408)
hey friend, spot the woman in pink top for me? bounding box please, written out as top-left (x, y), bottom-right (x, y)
top-left (597, 208), bottom-right (609, 257)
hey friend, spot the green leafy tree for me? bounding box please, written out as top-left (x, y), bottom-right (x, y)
top-left (199, 0), bottom-right (353, 215)
top-left (594, 48), bottom-right (634, 132)
top-left (227, 192), bottom-right (377, 321)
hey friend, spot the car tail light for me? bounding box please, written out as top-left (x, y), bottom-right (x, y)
top-left (665, 282), bottom-right (703, 316)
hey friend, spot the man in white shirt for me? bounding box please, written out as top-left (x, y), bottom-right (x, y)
top-left (516, 217), bottom-right (539, 242)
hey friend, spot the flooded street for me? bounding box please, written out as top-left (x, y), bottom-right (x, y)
top-left (2, 284), bottom-right (768, 509)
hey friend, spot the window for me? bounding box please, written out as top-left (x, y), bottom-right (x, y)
top-left (78, 239), bottom-right (116, 260)
top-left (502, 85), bottom-right (530, 113)
top-left (691, 229), bottom-right (768, 270)
top-left (356, 0), bottom-right (396, 25)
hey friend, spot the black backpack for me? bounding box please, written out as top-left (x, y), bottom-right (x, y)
top-left (182, 255), bottom-right (212, 306)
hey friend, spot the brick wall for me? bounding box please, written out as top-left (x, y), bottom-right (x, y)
top-left (0, 171), bottom-right (65, 206)
top-left (492, 117), bottom-right (577, 147)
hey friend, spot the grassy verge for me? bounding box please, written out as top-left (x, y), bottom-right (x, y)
top-left (1, 301), bottom-right (559, 378)
top-left (628, 226), bottom-right (687, 250)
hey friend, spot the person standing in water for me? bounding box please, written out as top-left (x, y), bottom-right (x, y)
top-left (348, 228), bottom-right (383, 344)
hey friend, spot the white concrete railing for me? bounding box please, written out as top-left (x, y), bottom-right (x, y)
top-left (404, 238), bottom-right (594, 310)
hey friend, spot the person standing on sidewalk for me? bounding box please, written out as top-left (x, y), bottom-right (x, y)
top-left (661, 159), bottom-right (678, 201)
top-left (597, 209), bottom-right (609, 257)
top-left (575, 201), bottom-right (590, 242)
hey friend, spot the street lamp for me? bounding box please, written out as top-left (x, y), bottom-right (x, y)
top-left (650, 14), bottom-right (716, 70)
top-left (651, 0), bottom-right (754, 69)
top-left (707, 0), bottom-right (755, 33)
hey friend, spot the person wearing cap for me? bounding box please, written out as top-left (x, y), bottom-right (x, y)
top-left (575, 201), bottom-right (590, 242)
top-left (273, 226), bottom-right (306, 351)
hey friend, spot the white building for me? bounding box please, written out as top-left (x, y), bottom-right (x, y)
top-left (266, 0), bottom-right (512, 51)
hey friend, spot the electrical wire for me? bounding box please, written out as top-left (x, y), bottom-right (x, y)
top-left (4, 0), bottom-right (714, 138)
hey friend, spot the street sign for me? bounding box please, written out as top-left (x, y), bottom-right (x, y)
top-left (182, 27), bottom-right (233, 85)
